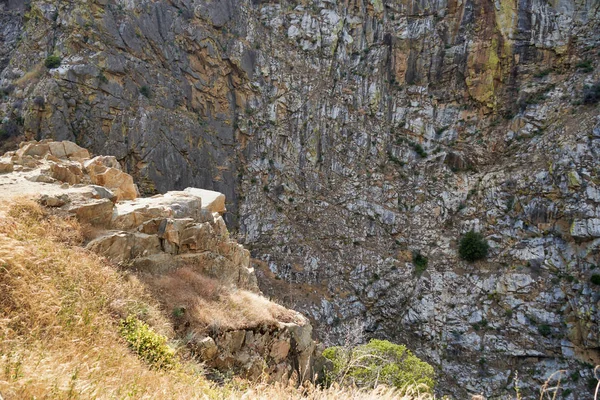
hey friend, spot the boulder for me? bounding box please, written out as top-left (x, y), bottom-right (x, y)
top-left (157, 218), bottom-right (194, 254)
top-left (217, 241), bottom-right (251, 269)
top-left (26, 173), bottom-right (55, 183)
top-left (138, 218), bottom-right (164, 235)
top-left (39, 194), bottom-right (69, 207)
top-left (50, 162), bottom-right (83, 185)
top-left (184, 187), bottom-right (226, 213)
top-left (112, 194), bottom-right (204, 230)
top-left (0, 159), bottom-right (13, 173)
top-left (17, 141), bottom-right (50, 158)
top-left (48, 141), bottom-right (90, 160)
top-left (281, 320), bottom-right (316, 381)
top-left (270, 340), bottom-right (291, 362)
top-left (194, 336), bottom-right (218, 360)
top-left (179, 222), bottom-right (218, 252)
top-left (15, 155), bottom-right (39, 168)
top-left (85, 157), bottom-right (137, 201)
top-left (88, 185), bottom-right (117, 202)
top-left (112, 199), bottom-right (178, 230)
top-left (87, 231), bottom-right (162, 264)
top-left (69, 198), bottom-right (114, 226)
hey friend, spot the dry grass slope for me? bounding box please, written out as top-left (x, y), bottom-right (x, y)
top-left (144, 267), bottom-right (303, 334)
top-left (0, 199), bottom-right (433, 400)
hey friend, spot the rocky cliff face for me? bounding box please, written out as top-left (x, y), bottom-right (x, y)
top-left (1, 0), bottom-right (599, 397)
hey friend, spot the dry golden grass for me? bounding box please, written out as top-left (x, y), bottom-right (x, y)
top-left (0, 200), bottom-right (212, 399)
top-left (14, 63), bottom-right (45, 88)
top-left (144, 267), bottom-right (303, 334)
top-left (0, 199), bottom-right (433, 399)
top-left (221, 380), bottom-right (434, 400)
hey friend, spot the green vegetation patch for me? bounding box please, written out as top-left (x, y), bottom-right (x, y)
top-left (583, 82), bottom-right (600, 105)
top-left (458, 230), bottom-right (489, 262)
top-left (322, 339), bottom-right (435, 392)
top-left (410, 142), bottom-right (428, 158)
top-left (412, 252), bottom-right (428, 275)
top-left (120, 316), bottom-right (176, 370)
top-left (140, 85), bottom-right (151, 98)
top-left (44, 55), bottom-right (62, 69)
top-left (576, 60), bottom-right (593, 73)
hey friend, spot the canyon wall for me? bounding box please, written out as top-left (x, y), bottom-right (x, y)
top-left (1, 0), bottom-right (599, 397)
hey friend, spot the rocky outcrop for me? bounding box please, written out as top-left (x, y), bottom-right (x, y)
top-left (1, 0), bottom-right (600, 397)
top-left (0, 140), bottom-right (318, 382)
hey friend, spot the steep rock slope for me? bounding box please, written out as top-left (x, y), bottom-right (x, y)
top-left (1, 0), bottom-right (600, 397)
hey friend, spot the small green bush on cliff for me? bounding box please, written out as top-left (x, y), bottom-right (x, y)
top-left (120, 316), bottom-right (176, 370)
top-left (44, 55), bottom-right (62, 69)
top-left (458, 230), bottom-right (489, 262)
top-left (412, 252), bottom-right (428, 275)
top-left (583, 82), bottom-right (600, 105)
top-left (139, 85), bottom-right (151, 98)
top-left (322, 339), bottom-right (435, 392)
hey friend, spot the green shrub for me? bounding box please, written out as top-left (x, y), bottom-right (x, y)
top-left (44, 55), bottom-right (62, 69)
top-left (583, 82), bottom-right (600, 105)
top-left (98, 72), bottom-right (108, 84)
top-left (591, 274), bottom-right (600, 285)
top-left (410, 142), bottom-right (427, 158)
top-left (458, 230), bottom-right (489, 262)
top-left (0, 120), bottom-right (19, 139)
top-left (533, 69), bottom-right (551, 78)
top-left (387, 152), bottom-right (404, 166)
top-left (139, 85), bottom-right (151, 98)
top-left (576, 60), bottom-right (593, 73)
top-left (322, 339), bottom-right (435, 392)
top-left (412, 252), bottom-right (428, 275)
top-left (119, 316), bottom-right (176, 369)
top-left (538, 324), bottom-right (551, 337)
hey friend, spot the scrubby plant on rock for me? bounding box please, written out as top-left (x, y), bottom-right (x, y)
top-left (583, 82), bottom-right (600, 105)
top-left (44, 55), bottom-right (62, 69)
top-left (322, 339), bottom-right (435, 392)
top-left (412, 252), bottom-right (428, 275)
top-left (458, 230), bottom-right (489, 262)
top-left (120, 315), bottom-right (176, 370)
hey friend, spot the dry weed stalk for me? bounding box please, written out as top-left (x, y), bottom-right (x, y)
top-left (539, 369), bottom-right (566, 400)
top-left (594, 365), bottom-right (600, 400)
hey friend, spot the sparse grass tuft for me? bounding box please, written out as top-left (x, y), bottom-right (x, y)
top-left (144, 267), bottom-right (302, 333)
top-left (14, 63), bottom-right (45, 88)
